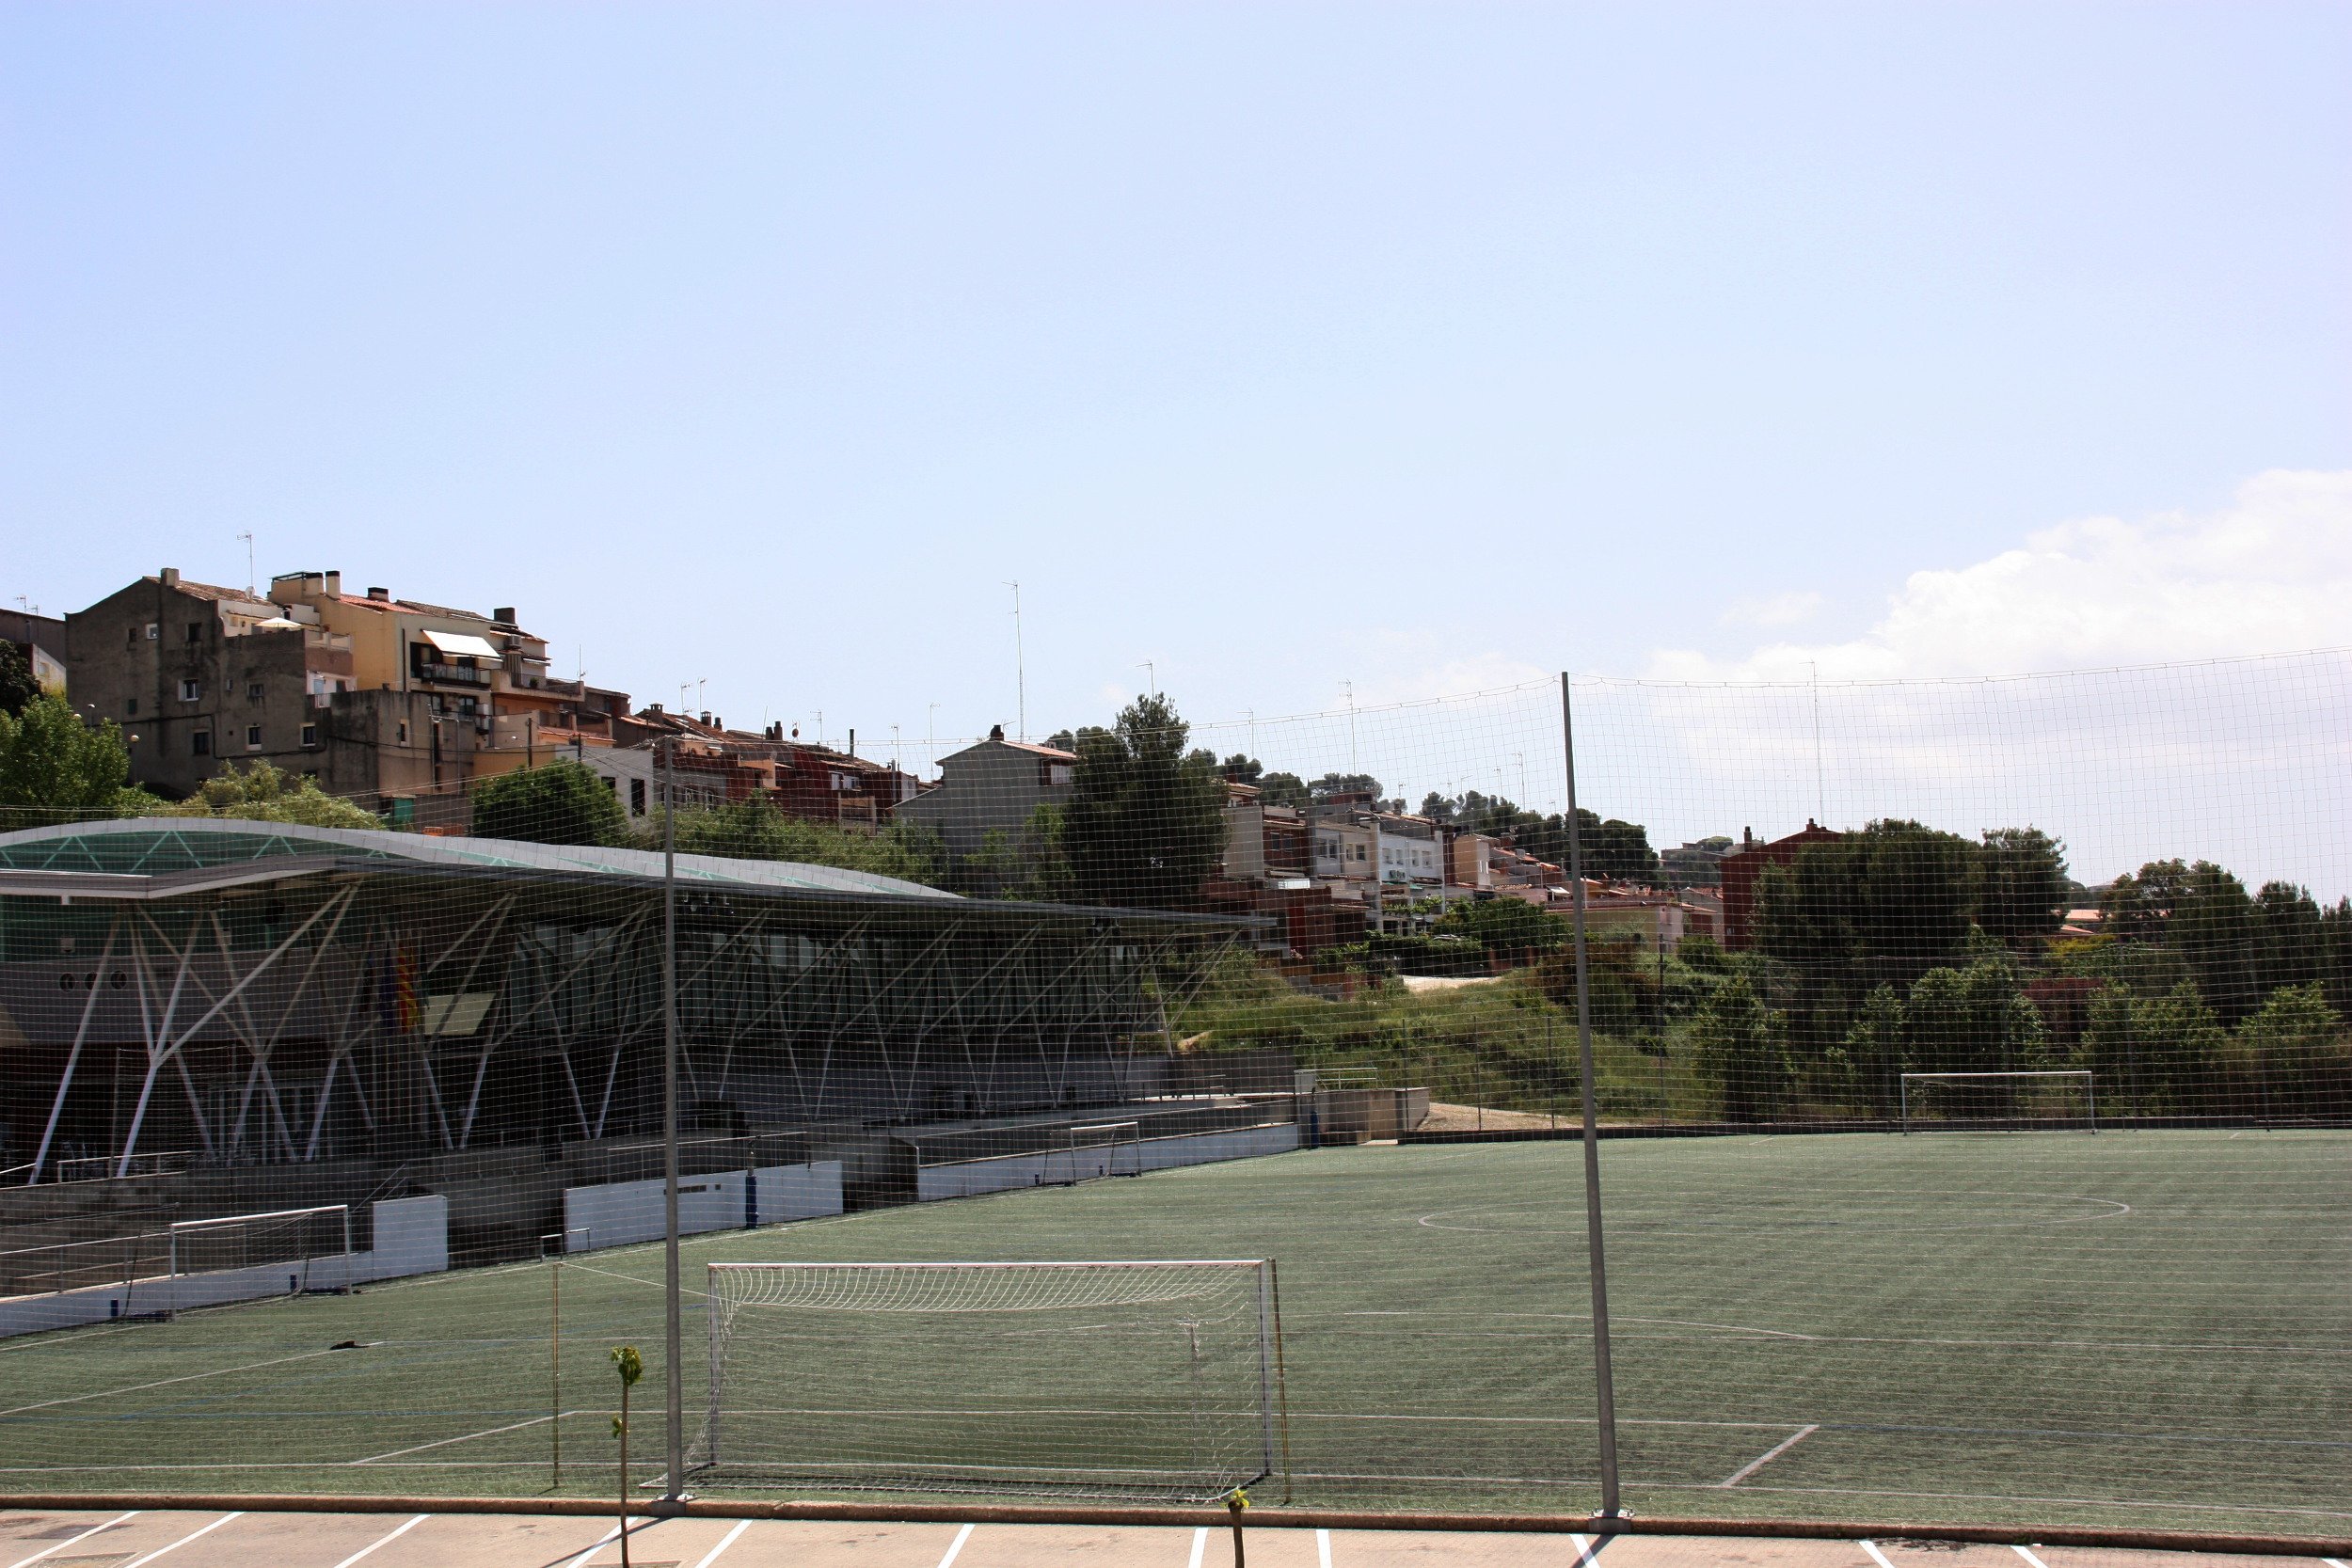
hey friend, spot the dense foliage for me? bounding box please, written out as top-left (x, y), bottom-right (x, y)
top-left (469, 759), bottom-right (631, 847)
top-left (1060, 694), bottom-right (1229, 908)
top-left (155, 759), bottom-right (382, 829)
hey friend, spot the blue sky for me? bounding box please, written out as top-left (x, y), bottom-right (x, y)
top-left (5, 2), bottom-right (2348, 784)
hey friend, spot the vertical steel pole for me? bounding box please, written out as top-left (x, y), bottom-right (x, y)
top-left (662, 736), bottom-right (685, 1497)
top-left (1560, 673), bottom-right (1624, 1519)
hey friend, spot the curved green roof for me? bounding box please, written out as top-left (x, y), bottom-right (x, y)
top-left (0, 817), bottom-right (958, 901)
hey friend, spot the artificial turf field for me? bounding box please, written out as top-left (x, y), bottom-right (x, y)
top-left (0, 1132), bottom-right (2344, 1540)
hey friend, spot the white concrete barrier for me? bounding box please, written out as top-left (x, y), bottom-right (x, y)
top-left (915, 1122), bottom-right (1299, 1202)
top-left (563, 1160), bottom-right (843, 1252)
top-left (0, 1194), bottom-right (451, 1339)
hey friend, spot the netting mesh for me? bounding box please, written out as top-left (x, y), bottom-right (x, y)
top-left (690, 1260), bottom-right (1272, 1499)
top-left (0, 644), bottom-right (2344, 1536)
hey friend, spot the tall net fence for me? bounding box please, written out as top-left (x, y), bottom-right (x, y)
top-left (0, 651), bottom-right (2344, 1538)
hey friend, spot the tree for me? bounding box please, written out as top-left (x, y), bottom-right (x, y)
top-left (1434, 896), bottom-right (1568, 963)
top-left (470, 760), bottom-right (630, 847)
top-left (1975, 827), bottom-right (2069, 946)
top-left (0, 642), bottom-right (40, 718)
top-left (2231, 983), bottom-right (2347, 1118)
top-left (2080, 980), bottom-right (2226, 1115)
top-left (1307, 772), bottom-right (1382, 804)
top-left (1256, 772), bottom-right (1310, 810)
top-left (0, 695), bottom-right (135, 832)
top-left (659, 795), bottom-right (944, 885)
top-left (1840, 984), bottom-right (1908, 1115)
top-left (1692, 974), bottom-right (1788, 1122)
top-left (1060, 694), bottom-right (1230, 908)
top-left (155, 760), bottom-right (383, 829)
top-left (948, 802), bottom-right (1067, 899)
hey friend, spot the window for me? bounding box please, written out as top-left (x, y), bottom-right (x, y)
top-left (299, 724), bottom-right (318, 748)
top-left (145, 623), bottom-right (159, 641)
top-left (178, 679), bottom-right (200, 702)
top-left (186, 622), bottom-right (204, 643)
top-left (246, 725), bottom-right (262, 750)
top-left (192, 731), bottom-right (211, 756)
top-left (631, 778), bottom-right (647, 816)
top-left (126, 626), bottom-right (138, 646)
top-left (396, 721), bottom-right (409, 744)
top-left (124, 698), bottom-right (137, 717)
top-left (246, 682), bottom-right (263, 701)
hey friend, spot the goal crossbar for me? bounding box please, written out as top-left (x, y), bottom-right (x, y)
top-left (693, 1259), bottom-right (1283, 1501)
top-left (1899, 1071), bottom-right (2097, 1134)
top-left (167, 1204), bottom-right (354, 1279)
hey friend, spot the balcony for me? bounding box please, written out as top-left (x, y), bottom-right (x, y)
top-left (412, 660), bottom-right (493, 689)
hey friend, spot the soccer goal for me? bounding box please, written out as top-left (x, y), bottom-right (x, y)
top-left (1899, 1070), bottom-right (2098, 1134)
top-left (167, 1204), bottom-right (353, 1287)
top-left (1043, 1120), bottom-right (1143, 1185)
top-left (691, 1259), bottom-right (1285, 1501)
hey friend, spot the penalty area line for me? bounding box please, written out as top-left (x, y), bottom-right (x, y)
top-left (352, 1413), bottom-right (558, 1464)
top-left (1859, 1543), bottom-right (1897, 1568)
top-left (0, 1348), bottom-right (344, 1418)
top-left (1719, 1423), bottom-right (1820, 1487)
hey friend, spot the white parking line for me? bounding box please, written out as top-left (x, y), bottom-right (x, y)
top-left (1187, 1526), bottom-right (1208, 1568)
top-left (328, 1513), bottom-right (426, 1568)
top-left (123, 1513), bottom-right (243, 1568)
top-left (1317, 1527), bottom-right (1332, 1568)
top-left (6, 1511), bottom-right (139, 1568)
top-left (1859, 1542), bottom-right (1898, 1568)
top-left (2012, 1547), bottom-right (2052, 1568)
top-left (691, 1519), bottom-right (754, 1568)
top-left (937, 1522), bottom-right (977, 1568)
top-left (561, 1519), bottom-right (628, 1568)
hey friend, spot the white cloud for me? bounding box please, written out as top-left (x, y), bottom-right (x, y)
top-left (1653, 469), bottom-right (2352, 681)
top-left (1719, 590), bottom-right (1824, 629)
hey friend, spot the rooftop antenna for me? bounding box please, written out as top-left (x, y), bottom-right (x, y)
top-left (927, 703), bottom-right (940, 775)
top-left (236, 532), bottom-right (255, 596)
top-left (1809, 659), bottom-right (1825, 823)
top-left (891, 724), bottom-right (901, 772)
top-left (1342, 679), bottom-right (1358, 777)
top-left (1005, 582), bottom-right (1026, 741)
top-left (1137, 659), bottom-right (1156, 697)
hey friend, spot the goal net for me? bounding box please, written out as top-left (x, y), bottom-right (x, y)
top-left (690, 1259), bottom-right (1280, 1500)
top-left (167, 1204), bottom-right (354, 1283)
top-left (1044, 1120), bottom-right (1143, 1185)
top-left (1899, 1070), bottom-right (2097, 1133)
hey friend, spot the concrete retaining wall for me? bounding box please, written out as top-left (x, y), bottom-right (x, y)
top-left (561, 1161), bottom-right (843, 1253)
top-left (0, 1194), bottom-right (449, 1339)
top-left (915, 1123), bottom-right (1299, 1202)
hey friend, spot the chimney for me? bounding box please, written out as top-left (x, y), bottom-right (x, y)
top-left (493, 607), bottom-right (516, 626)
top-left (699, 711), bottom-right (711, 727)
top-left (367, 587), bottom-right (390, 601)
top-left (325, 571), bottom-right (341, 597)
top-left (159, 567), bottom-right (180, 587)
top-left (848, 728), bottom-right (855, 756)
top-left (989, 723), bottom-right (1005, 741)
top-left (1742, 826), bottom-right (1753, 848)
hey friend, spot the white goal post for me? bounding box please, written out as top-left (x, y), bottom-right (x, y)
top-left (1899, 1070), bottom-right (2098, 1134)
top-left (167, 1203), bottom-right (354, 1283)
top-left (1044, 1120), bottom-right (1143, 1186)
top-left (691, 1259), bottom-right (1286, 1501)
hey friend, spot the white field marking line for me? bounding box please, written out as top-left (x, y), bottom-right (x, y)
top-left (1316, 1528), bottom-right (1332, 1568)
top-left (1858, 1542), bottom-right (1897, 1568)
top-left (938, 1522), bottom-right (977, 1568)
top-left (561, 1519), bottom-right (630, 1568)
top-left (0, 1348), bottom-right (342, 1417)
top-left (5, 1510), bottom-right (138, 1568)
top-left (328, 1513), bottom-right (427, 1568)
top-left (2320, 1558), bottom-right (2347, 1567)
top-left (353, 1413), bottom-right (554, 1463)
top-left (691, 1519), bottom-right (754, 1568)
top-left (121, 1512), bottom-right (243, 1568)
top-left (2012, 1546), bottom-right (2053, 1568)
top-left (1186, 1527), bottom-right (1207, 1568)
top-left (1719, 1422), bottom-right (1820, 1486)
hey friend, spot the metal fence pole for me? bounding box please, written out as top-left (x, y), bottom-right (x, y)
top-left (662, 736), bottom-right (685, 1498)
top-left (1561, 672), bottom-right (1624, 1519)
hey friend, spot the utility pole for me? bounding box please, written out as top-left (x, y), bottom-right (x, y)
top-left (1560, 673), bottom-right (1624, 1521)
top-left (1809, 659), bottom-right (1824, 824)
top-left (1006, 582), bottom-right (1026, 741)
top-left (660, 736), bottom-right (684, 1500)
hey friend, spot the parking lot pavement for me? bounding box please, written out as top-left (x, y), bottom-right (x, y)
top-left (1, 1512), bottom-right (2343, 1568)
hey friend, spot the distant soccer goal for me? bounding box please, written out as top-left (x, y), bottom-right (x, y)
top-left (1044, 1120), bottom-right (1143, 1185)
top-left (1899, 1070), bottom-right (2097, 1134)
top-left (167, 1204), bottom-right (353, 1286)
top-left (690, 1259), bottom-right (1284, 1501)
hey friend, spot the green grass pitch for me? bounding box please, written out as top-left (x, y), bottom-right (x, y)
top-left (0, 1131), bottom-right (2344, 1538)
